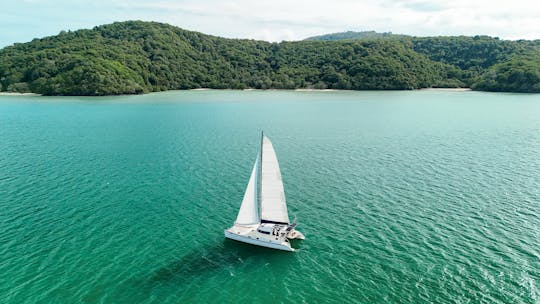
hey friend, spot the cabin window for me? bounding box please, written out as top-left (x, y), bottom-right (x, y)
top-left (257, 230), bottom-right (270, 235)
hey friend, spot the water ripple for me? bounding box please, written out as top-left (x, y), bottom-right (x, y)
top-left (1, 91), bottom-right (539, 303)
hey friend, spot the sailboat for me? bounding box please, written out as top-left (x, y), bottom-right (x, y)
top-left (224, 133), bottom-right (304, 251)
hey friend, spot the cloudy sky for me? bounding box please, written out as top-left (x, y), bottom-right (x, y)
top-left (1, 0), bottom-right (539, 47)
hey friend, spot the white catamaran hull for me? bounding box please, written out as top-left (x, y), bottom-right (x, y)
top-left (224, 229), bottom-right (294, 252)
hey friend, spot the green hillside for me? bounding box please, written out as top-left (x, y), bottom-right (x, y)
top-left (472, 52), bottom-right (540, 92)
top-left (308, 31), bottom-right (540, 91)
top-left (304, 31), bottom-right (408, 41)
top-left (0, 21), bottom-right (538, 95)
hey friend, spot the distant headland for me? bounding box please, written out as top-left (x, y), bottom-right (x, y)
top-left (0, 21), bottom-right (538, 96)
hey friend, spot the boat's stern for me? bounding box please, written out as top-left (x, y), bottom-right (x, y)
top-left (287, 229), bottom-right (305, 240)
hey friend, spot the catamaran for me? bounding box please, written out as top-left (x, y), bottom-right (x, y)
top-left (224, 133), bottom-right (304, 251)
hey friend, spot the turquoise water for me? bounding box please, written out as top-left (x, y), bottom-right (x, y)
top-left (1, 90), bottom-right (539, 303)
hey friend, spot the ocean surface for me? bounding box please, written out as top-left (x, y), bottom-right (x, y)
top-left (1, 90), bottom-right (539, 303)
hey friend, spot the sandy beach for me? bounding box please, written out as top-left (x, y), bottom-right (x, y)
top-left (420, 88), bottom-right (472, 92)
top-left (0, 92), bottom-right (41, 96)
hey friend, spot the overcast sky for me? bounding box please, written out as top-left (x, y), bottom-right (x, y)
top-left (1, 0), bottom-right (539, 47)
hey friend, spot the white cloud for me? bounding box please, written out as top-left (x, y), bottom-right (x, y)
top-left (123, 0), bottom-right (540, 40)
top-left (1, 0), bottom-right (539, 47)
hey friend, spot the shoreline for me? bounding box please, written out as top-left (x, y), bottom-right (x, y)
top-left (419, 88), bottom-right (472, 92)
top-left (189, 87), bottom-right (473, 92)
top-left (0, 87), bottom-right (476, 97)
top-left (0, 92), bottom-right (41, 96)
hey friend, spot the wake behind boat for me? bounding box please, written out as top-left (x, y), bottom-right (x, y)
top-left (224, 133), bottom-right (304, 251)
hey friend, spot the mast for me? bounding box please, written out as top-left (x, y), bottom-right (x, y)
top-left (259, 130), bottom-right (263, 222)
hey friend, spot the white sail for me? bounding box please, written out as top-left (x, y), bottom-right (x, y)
top-left (260, 136), bottom-right (290, 224)
top-left (235, 155), bottom-right (260, 225)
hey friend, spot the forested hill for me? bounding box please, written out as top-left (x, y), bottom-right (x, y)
top-left (308, 32), bottom-right (540, 93)
top-left (0, 21), bottom-right (538, 95)
top-left (305, 31), bottom-right (408, 41)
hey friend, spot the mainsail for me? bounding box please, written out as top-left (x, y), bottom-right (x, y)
top-left (235, 155), bottom-right (260, 225)
top-left (260, 136), bottom-right (290, 224)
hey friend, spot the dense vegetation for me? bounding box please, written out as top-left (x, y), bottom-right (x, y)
top-left (307, 31), bottom-right (540, 92)
top-left (0, 21), bottom-right (538, 95)
top-left (471, 53), bottom-right (540, 92)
